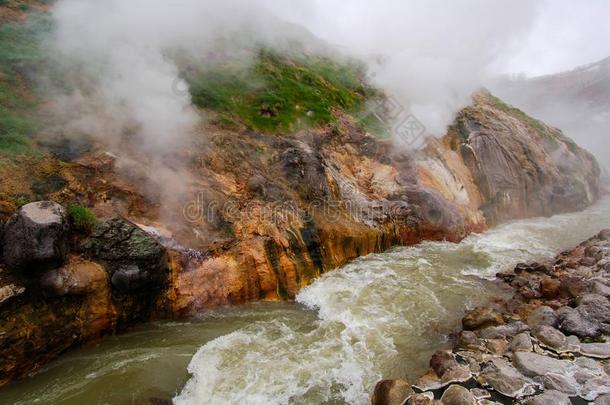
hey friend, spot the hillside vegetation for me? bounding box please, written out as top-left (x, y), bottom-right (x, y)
top-left (0, 10), bottom-right (50, 156)
top-left (184, 49), bottom-right (386, 134)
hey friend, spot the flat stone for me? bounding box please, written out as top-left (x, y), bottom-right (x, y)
top-left (440, 366), bottom-right (472, 385)
top-left (407, 392), bottom-right (434, 405)
top-left (510, 332), bottom-right (533, 352)
top-left (523, 390), bottom-right (570, 405)
top-left (479, 357), bottom-right (535, 398)
top-left (485, 339), bottom-right (509, 355)
top-left (527, 306), bottom-right (558, 328)
top-left (539, 373), bottom-right (579, 395)
top-left (470, 388), bottom-right (491, 399)
top-left (440, 384), bottom-right (476, 405)
top-left (596, 393), bottom-right (610, 405)
top-left (599, 229), bottom-right (610, 240)
top-left (0, 283), bottom-right (25, 306)
top-left (533, 325), bottom-right (566, 350)
top-left (579, 342), bottom-right (610, 359)
top-left (513, 352), bottom-right (569, 378)
top-left (371, 379), bottom-right (414, 405)
top-left (478, 322), bottom-right (527, 339)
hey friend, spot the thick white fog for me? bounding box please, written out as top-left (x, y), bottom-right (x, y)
top-left (49, 0), bottom-right (610, 167)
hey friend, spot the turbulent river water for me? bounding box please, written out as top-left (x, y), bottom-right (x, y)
top-left (2, 197), bottom-right (610, 405)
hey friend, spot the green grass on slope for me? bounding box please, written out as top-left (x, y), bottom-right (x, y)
top-left (0, 12), bottom-right (51, 156)
top-left (487, 93), bottom-right (550, 136)
top-left (186, 49), bottom-right (385, 134)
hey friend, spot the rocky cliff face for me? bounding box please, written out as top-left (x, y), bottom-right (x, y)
top-left (0, 92), bottom-right (602, 385)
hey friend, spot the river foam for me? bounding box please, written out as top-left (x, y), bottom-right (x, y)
top-left (175, 197), bottom-right (610, 405)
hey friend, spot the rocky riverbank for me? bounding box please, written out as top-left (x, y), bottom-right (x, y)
top-left (372, 229), bottom-right (610, 404)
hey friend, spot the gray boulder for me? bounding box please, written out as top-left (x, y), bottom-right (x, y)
top-left (557, 306), bottom-right (601, 338)
top-left (596, 393), bottom-right (610, 405)
top-left (526, 306), bottom-right (558, 328)
top-left (578, 293), bottom-right (610, 324)
top-left (513, 352), bottom-right (569, 377)
top-left (479, 357), bottom-right (534, 398)
top-left (533, 325), bottom-right (566, 350)
top-left (2, 201), bottom-right (68, 270)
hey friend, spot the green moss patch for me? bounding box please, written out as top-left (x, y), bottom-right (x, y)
top-left (186, 49), bottom-right (382, 134)
top-left (0, 12), bottom-right (51, 156)
top-left (67, 203), bottom-right (97, 233)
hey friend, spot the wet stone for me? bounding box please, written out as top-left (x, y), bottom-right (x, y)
top-left (526, 306), bottom-right (558, 329)
top-left (430, 351), bottom-right (459, 377)
top-left (407, 392), bottom-right (434, 405)
top-left (533, 325), bottom-right (566, 350)
top-left (579, 342), bottom-right (610, 359)
top-left (477, 321), bottom-right (526, 339)
top-left (440, 384), bottom-right (476, 405)
top-left (470, 388), bottom-right (490, 399)
top-left (513, 351), bottom-right (569, 378)
top-left (523, 390), bottom-right (570, 405)
top-left (462, 307), bottom-right (504, 331)
top-left (510, 332), bottom-right (533, 352)
top-left (457, 331), bottom-right (480, 349)
top-left (557, 306), bottom-right (600, 338)
top-left (479, 357), bottom-right (534, 398)
top-left (539, 373), bottom-right (578, 396)
top-left (485, 339), bottom-right (509, 355)
top-left (371, 379), bottom-right (414, 405)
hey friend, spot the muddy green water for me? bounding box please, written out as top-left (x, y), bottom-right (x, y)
top-left (2, 197), bottom-right (610, 405)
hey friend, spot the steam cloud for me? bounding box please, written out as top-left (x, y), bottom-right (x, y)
top-left (48, 0), bottom-right (610, 176)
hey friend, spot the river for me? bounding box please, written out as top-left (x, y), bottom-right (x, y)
top-left (2, 197), bottom-right (610, 405)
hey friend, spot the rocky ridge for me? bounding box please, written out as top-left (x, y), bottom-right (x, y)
top-left (372, 229), bottom-right (610, 404)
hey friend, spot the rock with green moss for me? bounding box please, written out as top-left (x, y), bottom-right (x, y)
top-left (82, 217), bottom-right (168, 292)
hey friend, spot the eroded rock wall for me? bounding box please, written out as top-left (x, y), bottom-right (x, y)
top-left (0, 92), bottom-right (602, 385)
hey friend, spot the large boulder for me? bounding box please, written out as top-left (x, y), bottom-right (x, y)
top-left (82, 217), bottom-right (168, 293)
top-left (2, 201), bottom-right (68, 271)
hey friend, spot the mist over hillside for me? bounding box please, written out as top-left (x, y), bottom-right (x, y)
top-left (490, 56), bottom-right (610, 172)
